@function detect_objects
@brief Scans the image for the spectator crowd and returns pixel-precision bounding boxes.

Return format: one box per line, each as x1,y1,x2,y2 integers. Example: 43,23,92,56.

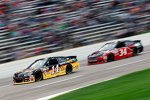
0,0,149,63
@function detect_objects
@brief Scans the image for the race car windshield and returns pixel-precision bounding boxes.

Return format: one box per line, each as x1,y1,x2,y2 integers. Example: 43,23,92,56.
99,42,116,51
28,59,45,69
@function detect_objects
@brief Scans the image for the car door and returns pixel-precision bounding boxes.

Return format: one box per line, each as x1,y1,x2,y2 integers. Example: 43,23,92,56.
42,58,60,79
115,42,132,59
124,41,135,57
57,57,67,75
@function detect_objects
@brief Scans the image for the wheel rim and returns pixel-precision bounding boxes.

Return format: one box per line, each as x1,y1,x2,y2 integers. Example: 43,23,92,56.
35,73,42,82
107,55,114,62
66,67,72,74
133,48,138,56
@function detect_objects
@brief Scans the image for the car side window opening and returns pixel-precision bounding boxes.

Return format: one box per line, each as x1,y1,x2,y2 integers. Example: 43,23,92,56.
116,42,125,48
46,58,58,66
124,41,134,46
58,57,66,63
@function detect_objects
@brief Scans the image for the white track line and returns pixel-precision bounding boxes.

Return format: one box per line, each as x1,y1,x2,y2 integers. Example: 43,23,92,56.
0,51,150,89
32,75,83,89
106,58,150,70
34,57,150,89
80,50,150,69
142,51,149,54
140,50,150,54
36,57,150,100
0,95,3,98
36,77,118,100
0,84,11,89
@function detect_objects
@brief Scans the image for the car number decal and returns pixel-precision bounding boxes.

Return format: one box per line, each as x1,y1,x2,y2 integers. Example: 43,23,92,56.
119,48,127,56
52,65,59,74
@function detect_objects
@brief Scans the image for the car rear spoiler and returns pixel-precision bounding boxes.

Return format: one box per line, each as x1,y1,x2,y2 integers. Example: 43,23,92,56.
133,40,141,43
66,56,78,61
66,56,77,59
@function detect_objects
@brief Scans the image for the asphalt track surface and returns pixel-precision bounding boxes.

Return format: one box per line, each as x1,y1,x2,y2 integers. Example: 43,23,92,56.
0,46,150,100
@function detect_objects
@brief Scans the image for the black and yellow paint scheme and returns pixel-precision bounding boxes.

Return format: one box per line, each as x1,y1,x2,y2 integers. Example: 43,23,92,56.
13,56,80,85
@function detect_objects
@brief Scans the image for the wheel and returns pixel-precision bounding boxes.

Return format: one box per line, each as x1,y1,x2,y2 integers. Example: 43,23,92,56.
133,48,138,56
34,71,43,82
107,54,114,62
66,65,73,74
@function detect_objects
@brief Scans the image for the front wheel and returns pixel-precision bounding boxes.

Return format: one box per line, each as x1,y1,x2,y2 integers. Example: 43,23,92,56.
107,54,114,62
34,71,43,82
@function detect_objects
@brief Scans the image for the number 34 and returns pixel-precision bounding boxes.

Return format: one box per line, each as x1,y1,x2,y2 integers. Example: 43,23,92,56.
119,48,127,56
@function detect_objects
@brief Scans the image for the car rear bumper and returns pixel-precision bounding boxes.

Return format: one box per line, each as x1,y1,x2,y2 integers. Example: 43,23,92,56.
138,46,144,53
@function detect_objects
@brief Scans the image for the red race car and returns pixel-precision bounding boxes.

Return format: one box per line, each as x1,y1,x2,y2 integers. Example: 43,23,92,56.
88,40,143,65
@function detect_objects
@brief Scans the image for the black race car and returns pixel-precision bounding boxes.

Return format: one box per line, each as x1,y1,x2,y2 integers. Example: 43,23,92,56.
13,56,80,84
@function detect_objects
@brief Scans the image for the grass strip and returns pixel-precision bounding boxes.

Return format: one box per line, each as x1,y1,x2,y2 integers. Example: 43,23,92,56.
51,69,150,100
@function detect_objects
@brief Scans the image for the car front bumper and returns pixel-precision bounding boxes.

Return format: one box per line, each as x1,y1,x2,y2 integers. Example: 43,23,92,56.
88,56,106,65
13,76,35,85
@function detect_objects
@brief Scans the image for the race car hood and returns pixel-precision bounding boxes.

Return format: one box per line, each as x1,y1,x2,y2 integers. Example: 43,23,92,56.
88,51,106,57
14,68,34,78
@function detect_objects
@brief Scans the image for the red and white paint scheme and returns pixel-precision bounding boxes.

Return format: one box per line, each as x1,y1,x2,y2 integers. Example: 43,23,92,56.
88,40,143,65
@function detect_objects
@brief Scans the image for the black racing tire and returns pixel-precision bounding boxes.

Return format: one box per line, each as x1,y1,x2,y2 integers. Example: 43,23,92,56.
133,48,138,56
66,64,73,74
107,54,114,62
35,71,43,82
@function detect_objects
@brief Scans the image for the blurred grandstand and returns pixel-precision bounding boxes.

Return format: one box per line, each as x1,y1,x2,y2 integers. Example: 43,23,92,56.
0,0,149,63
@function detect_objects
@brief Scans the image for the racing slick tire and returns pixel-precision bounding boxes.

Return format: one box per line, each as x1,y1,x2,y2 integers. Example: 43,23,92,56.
66,64,73,74
107,54,114,62
132,47,138,56
34,71,43,82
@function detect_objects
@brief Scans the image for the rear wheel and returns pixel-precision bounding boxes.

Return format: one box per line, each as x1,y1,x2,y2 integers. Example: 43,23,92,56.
133,48,138,56
35,71,43,82
66,65,73,74
107,54,114,62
